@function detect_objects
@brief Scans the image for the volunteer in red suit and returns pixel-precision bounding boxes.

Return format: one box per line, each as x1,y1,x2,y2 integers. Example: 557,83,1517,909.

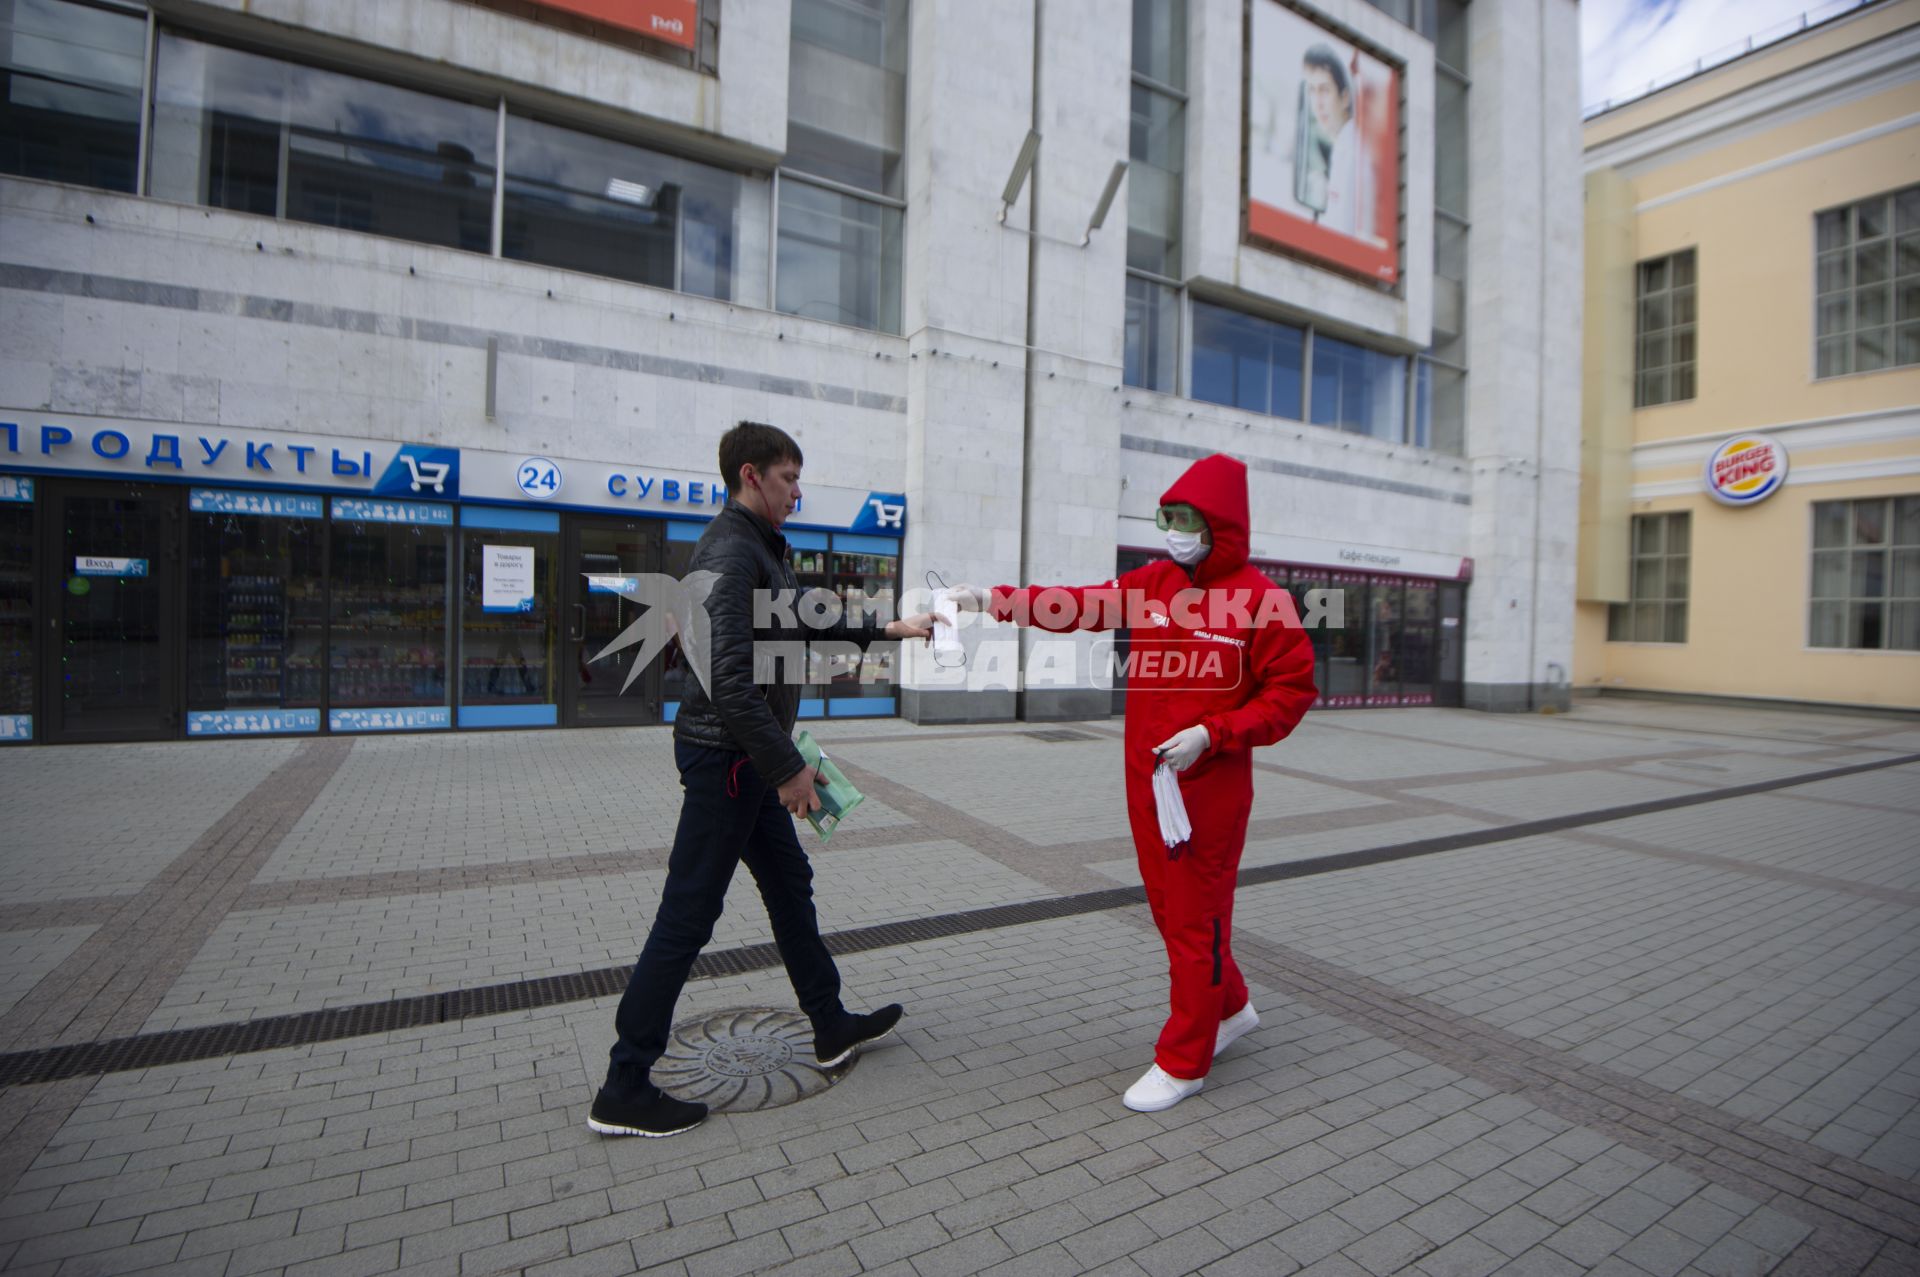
952,453,1316,1111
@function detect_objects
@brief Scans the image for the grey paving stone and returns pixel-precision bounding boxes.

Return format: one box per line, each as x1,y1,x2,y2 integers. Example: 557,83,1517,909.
1198,1238,1303,1275
779,1203,879,1259
1403,1194,1492,1247
1617,1223,1710,1277
1135,1222,1233,1277
1413,1232,1511,1277
1542,1215,1634,1267
1273,1212,1364,1266
847,1213,951,1270
226,1223,347,1275
907,1226,1015,1277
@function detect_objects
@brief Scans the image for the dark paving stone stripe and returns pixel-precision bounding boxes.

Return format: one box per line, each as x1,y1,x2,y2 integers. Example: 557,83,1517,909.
1565,828,1920,908
231,829,953,910
0,899,132,931
1229,928,1920,1274
0,739,354,1054
0,749,1913,1090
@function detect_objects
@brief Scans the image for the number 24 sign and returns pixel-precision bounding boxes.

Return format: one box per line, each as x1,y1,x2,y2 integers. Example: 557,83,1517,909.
517,457,563,500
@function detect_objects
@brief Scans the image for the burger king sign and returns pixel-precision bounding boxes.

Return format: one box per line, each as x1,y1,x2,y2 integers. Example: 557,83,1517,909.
1704,434,1788,506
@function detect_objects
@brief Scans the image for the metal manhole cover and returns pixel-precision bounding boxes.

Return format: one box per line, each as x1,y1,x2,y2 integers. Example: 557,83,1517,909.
652,1008,850,1112
1024,729,1098,743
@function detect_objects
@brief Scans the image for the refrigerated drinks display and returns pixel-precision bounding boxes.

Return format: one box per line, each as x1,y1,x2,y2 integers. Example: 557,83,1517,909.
329,500,450,708
186,491,326,717
828,534,900,710
0,486,31,739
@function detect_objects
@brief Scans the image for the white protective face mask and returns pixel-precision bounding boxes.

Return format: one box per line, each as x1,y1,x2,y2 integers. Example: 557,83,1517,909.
1165,529,1210,564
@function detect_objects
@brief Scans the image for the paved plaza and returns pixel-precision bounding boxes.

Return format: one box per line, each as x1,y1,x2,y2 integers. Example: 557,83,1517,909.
0,699,1918,1276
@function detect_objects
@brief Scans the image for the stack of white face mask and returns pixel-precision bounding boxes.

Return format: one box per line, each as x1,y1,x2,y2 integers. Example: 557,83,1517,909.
1152,762,1192,850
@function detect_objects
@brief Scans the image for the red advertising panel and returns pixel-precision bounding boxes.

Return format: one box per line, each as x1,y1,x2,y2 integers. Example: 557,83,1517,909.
1245,0,1399,284
528,0,698,49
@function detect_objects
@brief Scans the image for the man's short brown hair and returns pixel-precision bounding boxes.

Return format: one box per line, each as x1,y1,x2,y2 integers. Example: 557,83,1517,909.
719,421,804,495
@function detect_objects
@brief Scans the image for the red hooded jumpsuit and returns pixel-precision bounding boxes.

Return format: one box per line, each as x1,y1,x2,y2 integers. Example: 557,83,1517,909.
992,454,1317,1080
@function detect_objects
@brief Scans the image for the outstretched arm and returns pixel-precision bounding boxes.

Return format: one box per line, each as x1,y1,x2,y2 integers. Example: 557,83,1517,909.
948,570,1147,634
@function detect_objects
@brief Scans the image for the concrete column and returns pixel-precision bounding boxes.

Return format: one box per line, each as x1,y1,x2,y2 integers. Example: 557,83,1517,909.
898,0,1132,724
1460,0,1583,712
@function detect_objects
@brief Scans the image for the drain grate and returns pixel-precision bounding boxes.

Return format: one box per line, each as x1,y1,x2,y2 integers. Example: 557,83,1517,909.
651,1008,851,1111
1024,729,1100,743
0,749,1912,1089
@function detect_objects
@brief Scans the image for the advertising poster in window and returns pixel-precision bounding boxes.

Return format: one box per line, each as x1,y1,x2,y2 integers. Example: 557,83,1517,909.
527,0,697,49
482,545,536,614
1245,0,1400,284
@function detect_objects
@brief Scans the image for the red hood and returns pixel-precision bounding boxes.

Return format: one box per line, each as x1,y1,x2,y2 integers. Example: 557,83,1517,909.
1159,453,1250,584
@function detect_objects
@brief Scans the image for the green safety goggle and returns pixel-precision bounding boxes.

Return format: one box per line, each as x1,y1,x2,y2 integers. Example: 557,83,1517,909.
1154,505,1207,533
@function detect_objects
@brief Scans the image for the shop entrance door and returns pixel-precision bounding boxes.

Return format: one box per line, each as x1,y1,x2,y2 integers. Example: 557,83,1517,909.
562,517,666,726
42,481,180,742
1434,583,1466,708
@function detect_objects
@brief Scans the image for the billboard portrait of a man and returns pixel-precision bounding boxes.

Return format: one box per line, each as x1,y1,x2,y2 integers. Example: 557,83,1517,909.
1246,0,1399,283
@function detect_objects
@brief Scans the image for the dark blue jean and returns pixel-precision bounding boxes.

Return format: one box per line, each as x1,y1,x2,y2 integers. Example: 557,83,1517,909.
605,741,844,1095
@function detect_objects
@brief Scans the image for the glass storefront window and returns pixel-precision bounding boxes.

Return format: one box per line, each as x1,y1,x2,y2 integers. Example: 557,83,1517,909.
0,480,32,739
0,0,143,193
329,500,450,713
460,511,558,728
1125,276,1179,393
1128,85,1183,278
1323,571,1369,707
1191,301,1305,419
185,491,325,728
789,529,834,716
828,533,899,711
503,115,740,299
1400,580,1437,705
1365,579,1403,705
777,177,903,334
787,0,907,199
1279,569,1326,705
151,35,497,254
1311,334,1409,443
660,521,704,714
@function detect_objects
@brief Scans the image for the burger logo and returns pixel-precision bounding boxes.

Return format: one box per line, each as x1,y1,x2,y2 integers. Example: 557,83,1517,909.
1704,435,1788,506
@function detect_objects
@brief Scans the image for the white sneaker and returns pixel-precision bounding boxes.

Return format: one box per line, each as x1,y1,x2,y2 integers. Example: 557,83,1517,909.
1123,1064,1204,1112
1214,1003,1259,1058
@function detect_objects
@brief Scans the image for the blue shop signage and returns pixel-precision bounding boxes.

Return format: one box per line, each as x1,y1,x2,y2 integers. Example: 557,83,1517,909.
0,417,459,499
188,709,321,736
330,707,452,733
1,417,905,535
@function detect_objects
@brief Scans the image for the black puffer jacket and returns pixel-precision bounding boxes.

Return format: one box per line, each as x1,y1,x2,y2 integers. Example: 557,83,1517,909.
673,500,892,786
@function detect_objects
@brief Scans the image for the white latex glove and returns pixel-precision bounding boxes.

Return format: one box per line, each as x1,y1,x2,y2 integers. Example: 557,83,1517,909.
1153,724,1211,771
945,584,991,612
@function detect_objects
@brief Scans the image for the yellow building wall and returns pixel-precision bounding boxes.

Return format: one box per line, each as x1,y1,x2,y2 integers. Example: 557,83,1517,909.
1578,11,1920,711
1628,86,1920,444
1595,471,1920,710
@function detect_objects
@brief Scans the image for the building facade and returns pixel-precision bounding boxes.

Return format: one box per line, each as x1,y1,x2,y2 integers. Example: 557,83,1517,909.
0,0,1581,745
1576,0,1920,713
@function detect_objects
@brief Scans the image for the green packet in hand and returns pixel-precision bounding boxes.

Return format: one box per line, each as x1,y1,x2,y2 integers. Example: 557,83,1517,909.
795,731,864,840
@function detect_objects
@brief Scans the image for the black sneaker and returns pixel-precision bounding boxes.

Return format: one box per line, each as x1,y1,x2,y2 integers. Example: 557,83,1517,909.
814,1004,904,1067
587,1087,708,1137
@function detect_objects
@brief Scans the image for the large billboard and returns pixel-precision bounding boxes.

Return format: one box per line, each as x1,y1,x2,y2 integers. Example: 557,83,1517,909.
527,0,698,50
1246,0,1400,284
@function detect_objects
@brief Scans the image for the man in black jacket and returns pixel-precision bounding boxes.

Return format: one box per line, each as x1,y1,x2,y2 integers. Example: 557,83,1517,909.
590,421,940,1138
